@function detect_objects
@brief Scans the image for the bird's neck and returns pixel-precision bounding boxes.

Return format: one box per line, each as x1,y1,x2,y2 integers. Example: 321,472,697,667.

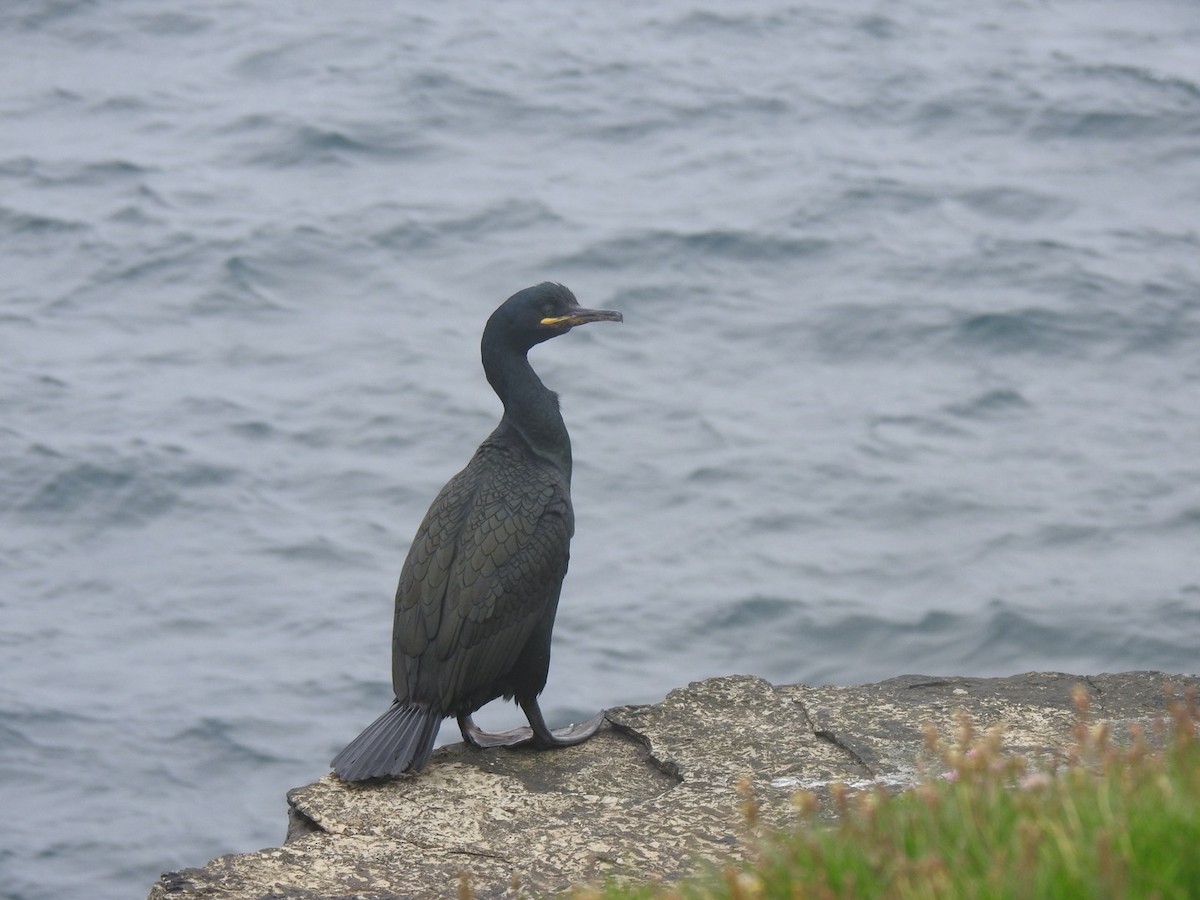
484,348,573,478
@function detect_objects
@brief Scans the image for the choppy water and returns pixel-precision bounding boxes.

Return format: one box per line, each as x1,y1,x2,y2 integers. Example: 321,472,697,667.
2,1,1199,897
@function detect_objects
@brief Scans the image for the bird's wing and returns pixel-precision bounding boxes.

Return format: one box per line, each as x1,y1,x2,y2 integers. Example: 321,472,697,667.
392,447,573,710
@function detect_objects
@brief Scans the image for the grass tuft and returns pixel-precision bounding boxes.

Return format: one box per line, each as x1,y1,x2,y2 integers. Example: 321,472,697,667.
582,683,1199,900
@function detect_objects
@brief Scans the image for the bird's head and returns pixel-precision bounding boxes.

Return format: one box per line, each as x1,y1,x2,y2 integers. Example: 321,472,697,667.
486,283,623,352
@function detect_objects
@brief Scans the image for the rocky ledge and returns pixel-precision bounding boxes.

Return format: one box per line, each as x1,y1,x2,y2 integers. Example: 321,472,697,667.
148,671,1196,899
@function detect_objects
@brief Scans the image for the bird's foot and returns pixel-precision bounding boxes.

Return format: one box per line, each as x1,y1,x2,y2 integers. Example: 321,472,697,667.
457,709,606,750
534,711,605,747
521,698,605,749
458,715,534,749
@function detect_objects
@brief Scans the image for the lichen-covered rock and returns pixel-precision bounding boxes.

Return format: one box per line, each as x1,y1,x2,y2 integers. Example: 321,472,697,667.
148,671,1197,899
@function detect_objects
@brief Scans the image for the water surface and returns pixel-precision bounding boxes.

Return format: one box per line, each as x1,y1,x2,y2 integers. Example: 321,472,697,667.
2,2,1199,897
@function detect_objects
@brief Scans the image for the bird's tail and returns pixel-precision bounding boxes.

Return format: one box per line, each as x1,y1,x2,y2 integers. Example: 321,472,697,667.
330,701,442,780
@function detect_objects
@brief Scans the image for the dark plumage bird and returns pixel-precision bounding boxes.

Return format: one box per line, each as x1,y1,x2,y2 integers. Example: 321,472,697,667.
331,283,622,780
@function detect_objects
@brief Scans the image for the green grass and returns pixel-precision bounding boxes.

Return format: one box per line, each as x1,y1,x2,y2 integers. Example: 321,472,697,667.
581,685,1200,900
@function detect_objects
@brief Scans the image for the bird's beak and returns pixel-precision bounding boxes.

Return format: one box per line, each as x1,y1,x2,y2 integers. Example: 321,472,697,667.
540,308,624,328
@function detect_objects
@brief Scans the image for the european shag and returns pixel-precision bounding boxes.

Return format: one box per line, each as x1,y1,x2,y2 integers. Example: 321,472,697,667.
331,283,622,780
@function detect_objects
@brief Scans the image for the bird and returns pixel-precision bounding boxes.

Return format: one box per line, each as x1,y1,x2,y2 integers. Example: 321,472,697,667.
331,283,622,780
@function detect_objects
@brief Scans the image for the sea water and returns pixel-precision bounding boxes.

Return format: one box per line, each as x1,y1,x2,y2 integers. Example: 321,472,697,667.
2,2,1199,897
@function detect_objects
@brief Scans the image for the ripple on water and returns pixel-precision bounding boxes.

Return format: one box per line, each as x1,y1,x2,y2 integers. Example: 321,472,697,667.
11,443,237,528
4,3,1200,899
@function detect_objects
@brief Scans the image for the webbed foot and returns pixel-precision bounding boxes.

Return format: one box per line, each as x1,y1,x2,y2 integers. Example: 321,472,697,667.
457,704,605,750
520,698,604,748
535,711,605,746
458,715,534,748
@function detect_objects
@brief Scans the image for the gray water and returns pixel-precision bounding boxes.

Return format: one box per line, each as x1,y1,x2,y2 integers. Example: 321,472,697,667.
2,2,1199,897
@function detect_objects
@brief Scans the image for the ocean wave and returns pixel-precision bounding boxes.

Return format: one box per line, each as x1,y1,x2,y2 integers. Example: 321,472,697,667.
219,115,431,169
945,388,1031,420
1029,107,1200,141
10,443,236,528
0,205,88,236
371,199,562,253
551,228,831,272
953,185,1075,223
950,309,1092,355
691,596,1200,686
167,718,284,767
